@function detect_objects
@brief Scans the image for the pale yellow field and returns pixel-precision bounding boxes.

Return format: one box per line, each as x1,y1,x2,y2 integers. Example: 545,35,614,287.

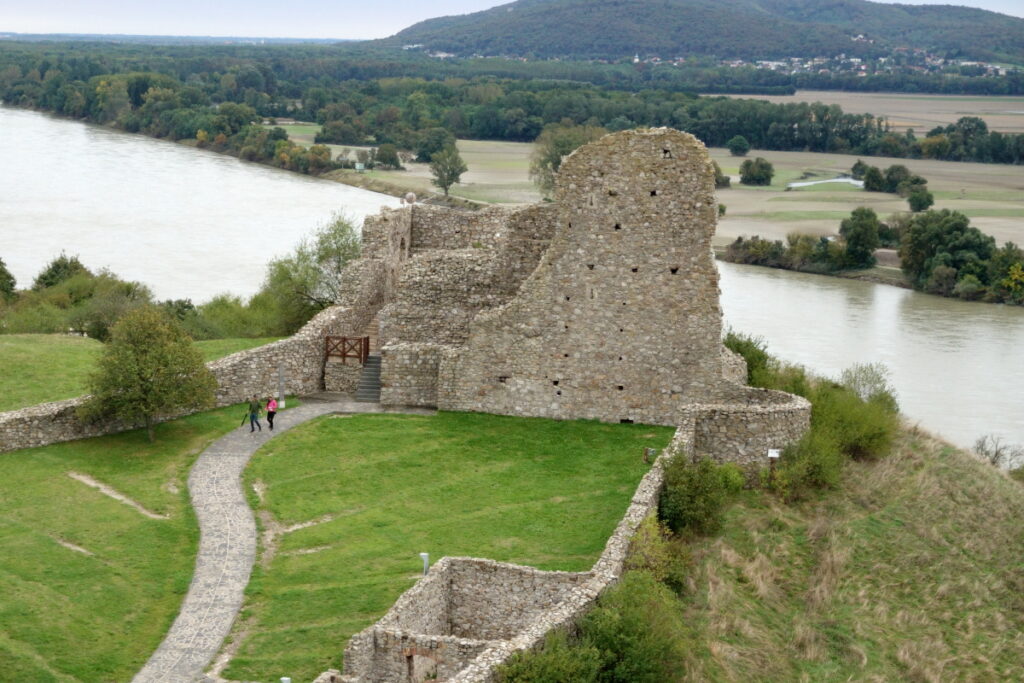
375,137,1024,247
277,121,1024,245
723,90,1024,134
711,147,1024,247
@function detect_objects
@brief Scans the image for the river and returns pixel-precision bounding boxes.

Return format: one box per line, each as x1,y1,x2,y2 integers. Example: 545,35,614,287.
0,106,400,302
3,108,1021,451
719,262,1024,450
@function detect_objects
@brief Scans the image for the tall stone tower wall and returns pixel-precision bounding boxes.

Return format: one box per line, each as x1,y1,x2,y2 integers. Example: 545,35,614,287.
439,129,735,425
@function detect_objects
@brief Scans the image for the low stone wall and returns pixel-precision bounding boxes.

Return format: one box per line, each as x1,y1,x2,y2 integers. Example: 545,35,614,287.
379,343,448,407
688,389,811,466
324,359,363,394
0,258,388,454
326,428,694,683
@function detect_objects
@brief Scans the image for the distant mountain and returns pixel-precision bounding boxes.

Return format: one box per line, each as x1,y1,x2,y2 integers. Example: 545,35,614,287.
385,0,1024,63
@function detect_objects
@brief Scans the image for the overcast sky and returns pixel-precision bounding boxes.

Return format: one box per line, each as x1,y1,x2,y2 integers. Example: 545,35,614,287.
1,0,1021,40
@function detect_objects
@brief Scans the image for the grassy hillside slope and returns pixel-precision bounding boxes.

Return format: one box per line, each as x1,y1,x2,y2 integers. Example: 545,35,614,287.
0,404,247,681
676,428,1024,680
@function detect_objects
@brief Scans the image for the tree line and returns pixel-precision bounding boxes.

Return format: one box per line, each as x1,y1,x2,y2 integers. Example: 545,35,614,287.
722,208,1024,305
3,41,1024,170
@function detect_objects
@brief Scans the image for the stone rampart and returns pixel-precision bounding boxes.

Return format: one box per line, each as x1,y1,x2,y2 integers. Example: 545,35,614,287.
0,258,387,454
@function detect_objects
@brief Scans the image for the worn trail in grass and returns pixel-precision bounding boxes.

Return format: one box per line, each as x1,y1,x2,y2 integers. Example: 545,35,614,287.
227,412,673,681
0,404,247,681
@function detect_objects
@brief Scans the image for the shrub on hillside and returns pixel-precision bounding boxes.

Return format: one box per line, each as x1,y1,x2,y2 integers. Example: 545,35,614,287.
497,630,601,683
659,457,742,536
625,516,690,593
723,329,770,385
580,571,688,682
497,572,686,683
839,363,899,414
809,381,898,461
32,252,90,291
771,429,845,501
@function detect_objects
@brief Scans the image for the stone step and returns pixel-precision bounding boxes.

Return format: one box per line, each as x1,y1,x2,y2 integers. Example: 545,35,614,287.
354,352,383,403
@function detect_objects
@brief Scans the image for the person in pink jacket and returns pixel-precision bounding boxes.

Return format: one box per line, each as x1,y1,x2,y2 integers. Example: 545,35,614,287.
266,396,278,431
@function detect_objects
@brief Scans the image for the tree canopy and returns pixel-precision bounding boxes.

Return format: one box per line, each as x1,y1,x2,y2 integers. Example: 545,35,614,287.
429,145,469,196
79,306,216,441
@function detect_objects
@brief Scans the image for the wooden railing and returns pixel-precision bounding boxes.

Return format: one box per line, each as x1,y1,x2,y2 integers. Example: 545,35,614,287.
325,336,370,365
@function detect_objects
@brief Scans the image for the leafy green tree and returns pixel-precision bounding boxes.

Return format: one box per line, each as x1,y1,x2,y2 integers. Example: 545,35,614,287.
529,121,607,197
882,164,912,193
862,165,886,192
33,252,90,290
79,306,216,442
839,207,881,268
726,134,750,156
0,257,15,301
712,160,730,189
414,127,456,163
899,209,995,289
738,157,774,186
375,143,402,170
429,145,469,197
261,212,361,333
908,188,934,212
850,159,868,179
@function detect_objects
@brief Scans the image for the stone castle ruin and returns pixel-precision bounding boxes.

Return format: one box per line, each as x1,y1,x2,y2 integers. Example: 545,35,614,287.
314,128,809,682
0,128,809,682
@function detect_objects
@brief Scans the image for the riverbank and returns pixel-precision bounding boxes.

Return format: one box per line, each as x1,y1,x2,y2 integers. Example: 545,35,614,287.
713,244,914,290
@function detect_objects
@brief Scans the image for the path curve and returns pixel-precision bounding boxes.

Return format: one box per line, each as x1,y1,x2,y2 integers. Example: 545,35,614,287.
134,397,431,683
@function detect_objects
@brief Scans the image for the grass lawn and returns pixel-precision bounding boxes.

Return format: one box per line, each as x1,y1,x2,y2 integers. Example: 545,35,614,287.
0,403,249,681
0,335,281,412
226,412,674,681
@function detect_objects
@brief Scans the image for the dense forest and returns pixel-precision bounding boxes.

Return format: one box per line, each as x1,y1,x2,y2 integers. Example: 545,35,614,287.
390,0,1024,64
3,40,1024,175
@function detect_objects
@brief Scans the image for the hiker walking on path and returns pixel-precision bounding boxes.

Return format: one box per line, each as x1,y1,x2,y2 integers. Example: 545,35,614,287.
266,396,277,431
247,395,262,432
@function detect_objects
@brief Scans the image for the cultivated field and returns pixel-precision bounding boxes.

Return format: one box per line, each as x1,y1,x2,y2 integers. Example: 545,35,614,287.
278,91,1024,237
711,147,1024,248
725,89,1024,134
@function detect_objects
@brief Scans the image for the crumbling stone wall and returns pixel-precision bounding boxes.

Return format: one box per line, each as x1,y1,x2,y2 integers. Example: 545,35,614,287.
377,204,557,408
0,257,388,454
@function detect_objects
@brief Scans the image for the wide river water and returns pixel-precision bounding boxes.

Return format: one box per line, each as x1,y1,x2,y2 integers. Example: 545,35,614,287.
3,108,1023,450
0,106,400,301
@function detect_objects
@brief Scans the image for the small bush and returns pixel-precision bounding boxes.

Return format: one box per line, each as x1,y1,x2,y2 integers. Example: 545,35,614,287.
497,630,601,683
775,429,845,500
497,572,686,683
580,571,687,683
659,457,740,536
810,382,898,460
839,363,899,413
625,516,691,593
723,329,770,385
